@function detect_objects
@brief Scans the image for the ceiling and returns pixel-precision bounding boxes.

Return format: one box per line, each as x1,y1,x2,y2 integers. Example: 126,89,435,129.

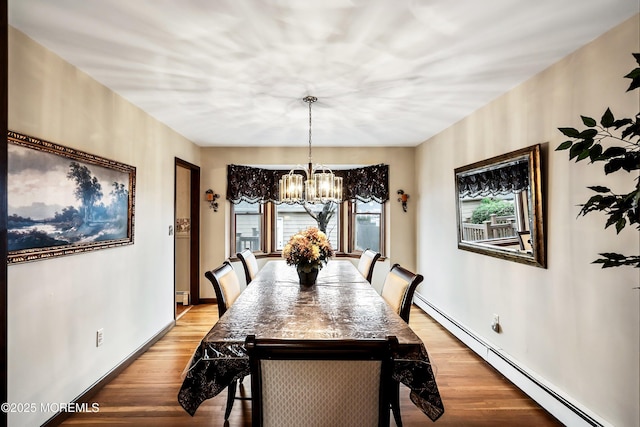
8,0,638,148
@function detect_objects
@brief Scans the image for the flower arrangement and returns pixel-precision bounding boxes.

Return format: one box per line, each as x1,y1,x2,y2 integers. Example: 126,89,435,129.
282,227,334,273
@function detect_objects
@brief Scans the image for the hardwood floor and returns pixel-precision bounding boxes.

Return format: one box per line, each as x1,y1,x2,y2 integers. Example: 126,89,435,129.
61,304,562,426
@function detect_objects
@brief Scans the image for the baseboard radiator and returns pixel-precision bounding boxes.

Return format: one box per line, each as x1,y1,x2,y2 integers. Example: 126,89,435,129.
413,293,610,427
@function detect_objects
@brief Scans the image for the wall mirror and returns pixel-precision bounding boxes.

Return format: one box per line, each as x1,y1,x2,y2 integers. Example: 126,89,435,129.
455,144,546,268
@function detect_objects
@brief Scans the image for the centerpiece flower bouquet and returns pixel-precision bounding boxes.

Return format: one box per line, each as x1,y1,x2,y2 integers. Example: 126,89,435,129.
282,227,334,273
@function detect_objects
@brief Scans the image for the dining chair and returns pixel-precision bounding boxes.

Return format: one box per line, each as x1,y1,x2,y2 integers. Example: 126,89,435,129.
237,248,260,284
245,334,397,427
357,248,381,283
380,263,424,427
204,261,248,420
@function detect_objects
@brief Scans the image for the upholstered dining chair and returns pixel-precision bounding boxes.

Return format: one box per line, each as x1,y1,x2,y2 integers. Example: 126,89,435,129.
237,249,260,284
380,263,423,323
380,263,424,427
245,335,397,427
357,249,381,283
204,261,248,420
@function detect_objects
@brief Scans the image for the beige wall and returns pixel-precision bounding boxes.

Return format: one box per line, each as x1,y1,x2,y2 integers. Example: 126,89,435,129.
7,27,200,426
199,146,416,297
415,15,639,426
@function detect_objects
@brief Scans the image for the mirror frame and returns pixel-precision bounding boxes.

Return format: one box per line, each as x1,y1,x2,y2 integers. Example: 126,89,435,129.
454,144,546,268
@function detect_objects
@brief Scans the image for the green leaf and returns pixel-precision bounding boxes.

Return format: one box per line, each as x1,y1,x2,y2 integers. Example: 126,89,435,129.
633,53,640,66
613,118,633,129
587,186,610,193
622,153,640,172
556,140,573,151
604,158,624,175
581,115,596,127
605,214,621,229
576,149,590,161
625,67,640,92
593,253,640,268
589,144,603,162
621,121,640,139
600,108,615,128
558,127,580,138
569,141,585,160
615,218,627,233
601,146,626,159
579,129,598,139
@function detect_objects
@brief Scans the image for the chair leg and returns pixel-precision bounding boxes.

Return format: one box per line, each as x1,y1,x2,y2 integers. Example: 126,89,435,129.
224,380,238,420
390,380,402,427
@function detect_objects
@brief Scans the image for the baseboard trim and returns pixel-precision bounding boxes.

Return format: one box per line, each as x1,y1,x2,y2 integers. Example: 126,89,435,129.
41,320,176,427
413,293,609,427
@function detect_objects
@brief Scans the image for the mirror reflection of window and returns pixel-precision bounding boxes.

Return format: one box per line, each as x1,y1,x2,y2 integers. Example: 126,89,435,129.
457,157,531,253
454,144,545,268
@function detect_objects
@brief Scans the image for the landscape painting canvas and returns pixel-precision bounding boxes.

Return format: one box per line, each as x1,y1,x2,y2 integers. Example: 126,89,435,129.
7,131,136,263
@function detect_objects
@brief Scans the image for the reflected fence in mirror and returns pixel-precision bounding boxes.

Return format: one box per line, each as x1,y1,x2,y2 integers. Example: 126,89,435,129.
454,144,546,268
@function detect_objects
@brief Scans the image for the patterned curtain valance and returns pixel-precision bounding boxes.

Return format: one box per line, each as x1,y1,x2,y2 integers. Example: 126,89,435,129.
341,164,389,203
227,163,389,204
458,161,529,198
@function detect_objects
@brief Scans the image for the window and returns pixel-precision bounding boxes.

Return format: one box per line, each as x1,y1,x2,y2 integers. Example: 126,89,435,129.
275,203,340,251
352,200,383,253
232,201,263,253
231,200,385,258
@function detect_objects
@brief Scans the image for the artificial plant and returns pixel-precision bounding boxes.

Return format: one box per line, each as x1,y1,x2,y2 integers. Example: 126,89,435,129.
556,53,640,268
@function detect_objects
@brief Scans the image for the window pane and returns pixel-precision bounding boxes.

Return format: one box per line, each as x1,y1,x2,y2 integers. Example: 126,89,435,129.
276,203,339,251
355,200,381,252
235,201,261,251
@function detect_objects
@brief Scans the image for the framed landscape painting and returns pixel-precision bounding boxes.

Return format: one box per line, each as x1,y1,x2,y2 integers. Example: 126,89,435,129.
7,131,136,263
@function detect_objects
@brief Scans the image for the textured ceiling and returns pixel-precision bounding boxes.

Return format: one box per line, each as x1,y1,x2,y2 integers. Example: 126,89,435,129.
8,0,638,147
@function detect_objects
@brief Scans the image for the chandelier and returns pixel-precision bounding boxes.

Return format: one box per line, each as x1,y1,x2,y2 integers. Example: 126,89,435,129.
279,96,343,204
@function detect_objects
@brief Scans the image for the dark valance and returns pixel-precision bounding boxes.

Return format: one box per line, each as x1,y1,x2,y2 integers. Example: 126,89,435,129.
341,164,389,203
227,163,389,204
458,161,529,198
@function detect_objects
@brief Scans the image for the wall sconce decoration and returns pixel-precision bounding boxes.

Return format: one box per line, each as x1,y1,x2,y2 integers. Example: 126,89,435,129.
205,189,220,211
397,189,409,212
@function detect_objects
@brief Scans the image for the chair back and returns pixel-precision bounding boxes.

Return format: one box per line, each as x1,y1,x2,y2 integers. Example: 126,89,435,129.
381,264,423,323
245,335,396,427
357,249,381,283
204,261,241,317
237,249,260,284
517,231,532,252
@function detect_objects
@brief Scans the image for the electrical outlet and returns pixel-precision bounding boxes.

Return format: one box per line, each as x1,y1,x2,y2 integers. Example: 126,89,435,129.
491,314,500,333
96,328,104,347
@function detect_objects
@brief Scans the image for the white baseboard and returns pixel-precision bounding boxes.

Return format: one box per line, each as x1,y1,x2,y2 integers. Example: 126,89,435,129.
413,292,610,427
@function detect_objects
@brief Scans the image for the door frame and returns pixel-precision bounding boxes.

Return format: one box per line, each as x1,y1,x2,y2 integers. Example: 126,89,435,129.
174,158,201,308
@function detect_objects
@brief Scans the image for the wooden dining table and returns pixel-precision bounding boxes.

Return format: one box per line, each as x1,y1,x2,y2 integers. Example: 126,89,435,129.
178,259,444,422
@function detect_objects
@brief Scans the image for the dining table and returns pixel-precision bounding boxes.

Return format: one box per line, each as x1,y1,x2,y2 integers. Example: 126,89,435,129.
177,259,444,422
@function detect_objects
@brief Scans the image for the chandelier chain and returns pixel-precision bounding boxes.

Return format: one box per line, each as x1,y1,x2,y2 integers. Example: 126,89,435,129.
304,95,317,167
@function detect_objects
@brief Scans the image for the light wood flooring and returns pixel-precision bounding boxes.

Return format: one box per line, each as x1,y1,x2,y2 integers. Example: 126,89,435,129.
61,304,563,426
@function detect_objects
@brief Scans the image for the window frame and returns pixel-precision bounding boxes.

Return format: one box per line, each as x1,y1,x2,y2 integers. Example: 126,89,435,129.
348,200,385,255
230,201,266,254
270,202,343,254
231,200,385,257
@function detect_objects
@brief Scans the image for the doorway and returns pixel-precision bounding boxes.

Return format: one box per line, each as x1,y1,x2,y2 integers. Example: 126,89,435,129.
174,158,200,318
